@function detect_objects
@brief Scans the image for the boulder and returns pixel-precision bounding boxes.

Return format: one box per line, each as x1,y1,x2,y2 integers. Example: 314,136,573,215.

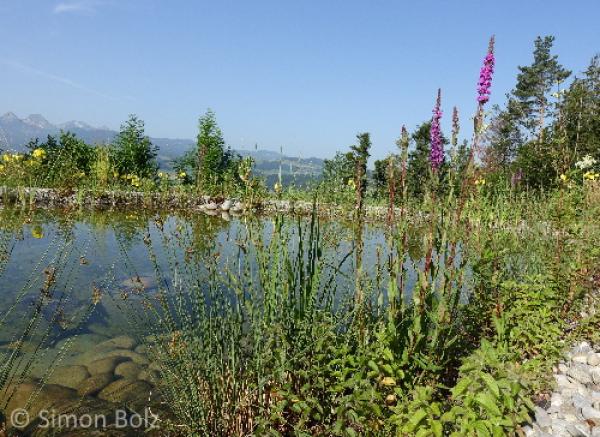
114,361,143,380
87,356,129,375
98,379,153,405
47,365,90,389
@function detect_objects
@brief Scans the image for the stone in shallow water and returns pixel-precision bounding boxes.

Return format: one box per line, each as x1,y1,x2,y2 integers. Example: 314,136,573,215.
87,356,129,375
103,349,149,365
114,361,143,380
47,365,90,389
53,333,110,354
98,379,153,405
76,372,115,396
137,368,159,384
96,335,137,351
592,368,600,385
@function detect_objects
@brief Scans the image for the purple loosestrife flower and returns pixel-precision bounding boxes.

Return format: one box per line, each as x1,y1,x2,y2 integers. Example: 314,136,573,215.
430,89,444,172
477,36,495,105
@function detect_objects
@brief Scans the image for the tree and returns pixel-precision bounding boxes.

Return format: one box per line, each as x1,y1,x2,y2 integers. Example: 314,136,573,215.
512,36,571,143
483,101,524,173
350,133,371,210
322,151,355,186
112,115,157,178
194,109,237,193
557,54,600,164
372,155,399,200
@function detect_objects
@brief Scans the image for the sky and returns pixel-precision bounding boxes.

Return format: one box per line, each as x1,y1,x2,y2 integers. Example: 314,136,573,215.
0,0,598,160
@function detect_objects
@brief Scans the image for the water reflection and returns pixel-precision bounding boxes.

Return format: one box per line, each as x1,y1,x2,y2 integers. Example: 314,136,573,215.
0,206,424,434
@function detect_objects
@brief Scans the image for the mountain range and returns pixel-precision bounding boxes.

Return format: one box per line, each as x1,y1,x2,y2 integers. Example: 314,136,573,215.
0,112,324,184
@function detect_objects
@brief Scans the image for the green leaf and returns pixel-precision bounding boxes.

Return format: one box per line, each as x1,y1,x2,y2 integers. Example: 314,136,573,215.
475,393,502,417
405,409,428,432
452,377,471,397
480,373,500,399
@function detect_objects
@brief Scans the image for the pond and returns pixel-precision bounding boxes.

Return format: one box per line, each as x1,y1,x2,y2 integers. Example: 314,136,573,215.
0,206,430,434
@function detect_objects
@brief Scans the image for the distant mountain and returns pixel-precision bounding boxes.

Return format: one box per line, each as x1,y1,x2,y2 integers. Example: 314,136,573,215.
0,112,323,185
0,112,117,149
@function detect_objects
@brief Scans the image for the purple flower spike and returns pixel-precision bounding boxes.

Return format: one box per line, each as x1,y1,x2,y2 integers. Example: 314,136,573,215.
430,89,444,172
477,36,495,105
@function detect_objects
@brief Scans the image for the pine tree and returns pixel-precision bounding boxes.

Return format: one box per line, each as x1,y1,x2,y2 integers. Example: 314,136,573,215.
513,36,571,143
558,54,600,162
350,132,371,210
112,115,157,178
195,109,236,193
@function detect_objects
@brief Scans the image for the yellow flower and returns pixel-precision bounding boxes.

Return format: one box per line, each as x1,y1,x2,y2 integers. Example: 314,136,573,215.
2,154,11,163
0,164,4,172
381,377,396,387
178,171,187,178
13,154,23,161
560,174,568,182
584,171,600,181
158,171,165,178
475,178,486,186
31,226,44,239
32,148,46,159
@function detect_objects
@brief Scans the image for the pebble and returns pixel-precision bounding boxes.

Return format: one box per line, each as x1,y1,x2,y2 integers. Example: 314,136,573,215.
528,342,600,436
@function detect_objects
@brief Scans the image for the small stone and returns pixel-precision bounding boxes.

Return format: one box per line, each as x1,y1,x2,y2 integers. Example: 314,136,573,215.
221,199,232,211
559,363,570,373
47,365,90,389
582,406,600,420
205,202,218,210
535,406,553,430
588,353,600,367
592,368,600,385
573,393,593,411
569,364,593,385
573,342,593,354
573,353,590,364
566,422,591,436
549,393,565,413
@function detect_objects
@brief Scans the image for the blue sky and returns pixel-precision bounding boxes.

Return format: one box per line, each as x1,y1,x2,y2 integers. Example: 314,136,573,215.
0,0,598,160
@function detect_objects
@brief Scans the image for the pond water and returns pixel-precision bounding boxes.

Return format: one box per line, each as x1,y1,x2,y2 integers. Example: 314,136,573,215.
0,206,425,434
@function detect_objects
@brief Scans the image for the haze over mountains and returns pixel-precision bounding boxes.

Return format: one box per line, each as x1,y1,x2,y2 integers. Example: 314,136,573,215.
0,112,324,184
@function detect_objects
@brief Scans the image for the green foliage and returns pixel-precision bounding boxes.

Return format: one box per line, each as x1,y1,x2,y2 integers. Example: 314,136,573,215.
192,109,239,194
111,114,158,178
448,340,534,436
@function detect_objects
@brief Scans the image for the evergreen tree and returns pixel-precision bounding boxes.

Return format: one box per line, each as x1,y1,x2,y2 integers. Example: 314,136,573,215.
195,109,236,192
512,36,571,143
558,54,600,163
112,115,157,178
350,132,371,209
484,101,524,173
